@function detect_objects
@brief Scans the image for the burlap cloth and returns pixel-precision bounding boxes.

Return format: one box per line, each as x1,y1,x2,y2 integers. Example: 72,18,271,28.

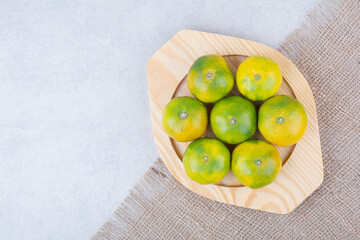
93,0,360,239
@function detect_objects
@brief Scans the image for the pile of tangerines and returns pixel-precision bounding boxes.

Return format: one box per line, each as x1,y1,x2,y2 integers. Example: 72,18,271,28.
162,55,307,188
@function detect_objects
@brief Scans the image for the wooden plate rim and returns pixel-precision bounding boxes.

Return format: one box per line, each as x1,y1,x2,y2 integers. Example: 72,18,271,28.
147,30,323,214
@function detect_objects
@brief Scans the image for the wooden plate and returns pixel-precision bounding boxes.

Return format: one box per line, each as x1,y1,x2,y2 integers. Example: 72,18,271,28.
147,30,323,214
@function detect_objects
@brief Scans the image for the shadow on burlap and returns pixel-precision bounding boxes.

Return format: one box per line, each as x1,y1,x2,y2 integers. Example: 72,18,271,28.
93,0,360,239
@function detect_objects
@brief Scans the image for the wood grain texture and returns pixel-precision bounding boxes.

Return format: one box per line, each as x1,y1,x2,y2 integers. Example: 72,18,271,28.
147,30,323,214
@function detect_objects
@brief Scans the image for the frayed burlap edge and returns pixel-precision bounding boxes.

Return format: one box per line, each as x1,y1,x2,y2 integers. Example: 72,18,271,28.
92,159,175,240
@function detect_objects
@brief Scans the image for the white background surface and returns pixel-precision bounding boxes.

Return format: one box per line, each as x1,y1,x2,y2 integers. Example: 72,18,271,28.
1,1,318,239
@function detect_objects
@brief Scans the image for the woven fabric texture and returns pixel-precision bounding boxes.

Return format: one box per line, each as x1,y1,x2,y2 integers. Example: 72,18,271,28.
93,0,360,239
